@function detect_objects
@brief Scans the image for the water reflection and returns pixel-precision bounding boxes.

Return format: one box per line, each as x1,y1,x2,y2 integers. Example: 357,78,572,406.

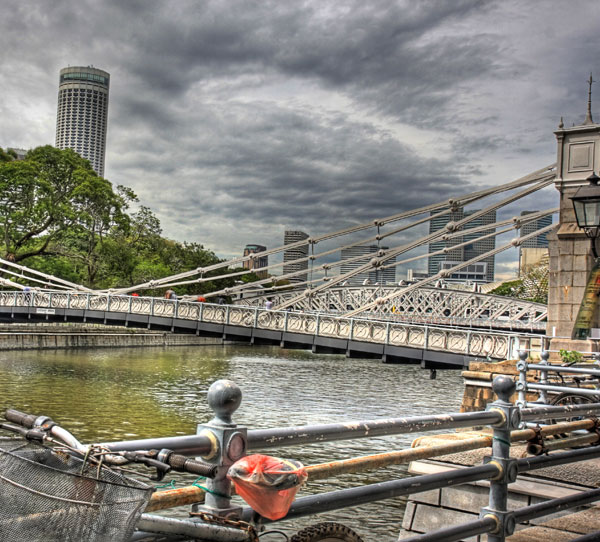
0,345,465,540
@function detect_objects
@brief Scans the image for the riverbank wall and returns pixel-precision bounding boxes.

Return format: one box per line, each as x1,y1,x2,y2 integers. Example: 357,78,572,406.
0,323,222,350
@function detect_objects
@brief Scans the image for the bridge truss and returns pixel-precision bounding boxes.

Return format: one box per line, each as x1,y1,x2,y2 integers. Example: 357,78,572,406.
235,285,547,331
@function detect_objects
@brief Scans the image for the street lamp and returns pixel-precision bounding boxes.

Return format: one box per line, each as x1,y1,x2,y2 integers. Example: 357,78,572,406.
571,172,600,259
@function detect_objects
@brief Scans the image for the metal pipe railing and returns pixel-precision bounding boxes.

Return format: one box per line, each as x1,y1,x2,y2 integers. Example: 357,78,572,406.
241,463,501,523
246,410,503,449
103,409,503,454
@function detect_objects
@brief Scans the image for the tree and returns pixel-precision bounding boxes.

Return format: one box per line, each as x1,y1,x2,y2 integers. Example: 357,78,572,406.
0,146,131,272
490,262,549,304
0,147,16,163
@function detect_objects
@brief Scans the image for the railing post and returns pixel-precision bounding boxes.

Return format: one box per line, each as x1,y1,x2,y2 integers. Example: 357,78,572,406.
193,380,247,518
515,350,528,408
150,297,155,316
224,304,230,324
174,299,179,319
284,310,289,332
253,307,259,328
385,321,391,345
85,294,90,310
466,330,472,356
536,350,550,404
349,318,355,340
424,325,429,350
481,376,520,542
198,301,204,322
106,294,110,312
128,295,133,313
315,313,320,335
67,293,71,309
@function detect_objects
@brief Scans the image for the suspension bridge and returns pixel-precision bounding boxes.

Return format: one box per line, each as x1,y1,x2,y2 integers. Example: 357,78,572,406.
0,163,558,367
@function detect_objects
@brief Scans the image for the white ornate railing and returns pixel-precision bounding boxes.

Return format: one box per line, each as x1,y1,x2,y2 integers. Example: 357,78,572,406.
0,291,544,361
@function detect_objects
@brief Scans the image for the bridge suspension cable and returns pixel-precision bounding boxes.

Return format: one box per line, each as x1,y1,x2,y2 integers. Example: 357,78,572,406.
106,164,555,295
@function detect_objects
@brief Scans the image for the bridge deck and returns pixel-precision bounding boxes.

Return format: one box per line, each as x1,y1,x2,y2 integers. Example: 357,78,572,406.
0,292,545,369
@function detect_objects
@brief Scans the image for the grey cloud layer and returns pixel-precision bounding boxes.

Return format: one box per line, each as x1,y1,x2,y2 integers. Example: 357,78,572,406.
0,0,597,272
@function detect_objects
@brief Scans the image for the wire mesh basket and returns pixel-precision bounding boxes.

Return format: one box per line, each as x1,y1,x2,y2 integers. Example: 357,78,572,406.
0,440,153,542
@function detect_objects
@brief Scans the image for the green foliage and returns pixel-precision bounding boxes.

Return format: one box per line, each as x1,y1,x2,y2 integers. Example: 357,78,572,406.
490,279,524,298
0,146,260,295
559,349,584,364
0,147,17,163
490,262,549,304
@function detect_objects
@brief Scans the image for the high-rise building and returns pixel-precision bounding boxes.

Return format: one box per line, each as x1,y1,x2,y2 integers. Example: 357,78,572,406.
55,66,110,176
428,207,496,283
340,245,396,285
283,230,309,283
519,211,552,248
242,244,268,279
518,211,553,275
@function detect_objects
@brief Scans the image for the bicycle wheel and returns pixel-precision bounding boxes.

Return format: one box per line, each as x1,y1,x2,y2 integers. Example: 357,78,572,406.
290,522,364,542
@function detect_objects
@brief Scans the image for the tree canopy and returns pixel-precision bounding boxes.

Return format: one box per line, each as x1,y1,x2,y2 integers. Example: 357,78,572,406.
0,146,258,296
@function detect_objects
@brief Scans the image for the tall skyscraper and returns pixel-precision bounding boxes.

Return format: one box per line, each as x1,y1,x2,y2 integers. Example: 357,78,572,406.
519,211,552,248
340,245,396,285
243,244,268,279
428,207,496,283
55,66,110,176
518,211,553,275
283,230,309,283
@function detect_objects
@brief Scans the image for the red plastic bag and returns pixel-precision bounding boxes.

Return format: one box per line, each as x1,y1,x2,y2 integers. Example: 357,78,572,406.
228,454,307,520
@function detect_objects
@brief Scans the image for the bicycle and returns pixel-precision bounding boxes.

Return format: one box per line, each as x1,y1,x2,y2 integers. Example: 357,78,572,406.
0,410,364,542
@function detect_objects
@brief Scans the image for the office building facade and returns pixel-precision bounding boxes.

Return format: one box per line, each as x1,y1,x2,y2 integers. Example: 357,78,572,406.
340,245,396,285
518,211,553,275
519,211,552,248
428,207,496,283
243,244,268,279
283,230,309,283
55,66,110,176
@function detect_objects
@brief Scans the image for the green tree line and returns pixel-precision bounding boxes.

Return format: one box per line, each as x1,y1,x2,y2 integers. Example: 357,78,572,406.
0,145,259,297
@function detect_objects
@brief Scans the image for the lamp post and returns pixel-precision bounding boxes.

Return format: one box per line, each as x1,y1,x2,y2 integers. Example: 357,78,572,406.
571,172,600,259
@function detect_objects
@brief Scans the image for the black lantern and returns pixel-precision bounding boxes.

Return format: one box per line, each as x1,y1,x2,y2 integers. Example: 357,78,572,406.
571,172,600,258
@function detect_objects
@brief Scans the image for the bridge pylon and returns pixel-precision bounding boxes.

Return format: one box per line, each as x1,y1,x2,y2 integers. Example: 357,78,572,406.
547,112,600,356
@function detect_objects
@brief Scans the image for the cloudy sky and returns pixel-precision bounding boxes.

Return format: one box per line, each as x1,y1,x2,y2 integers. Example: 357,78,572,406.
1,0,599,278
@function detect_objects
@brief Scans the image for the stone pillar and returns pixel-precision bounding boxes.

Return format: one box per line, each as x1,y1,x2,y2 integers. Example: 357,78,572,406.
547,120,600,355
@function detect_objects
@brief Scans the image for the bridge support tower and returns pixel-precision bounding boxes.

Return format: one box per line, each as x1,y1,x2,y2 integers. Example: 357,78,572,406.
547,113,600,355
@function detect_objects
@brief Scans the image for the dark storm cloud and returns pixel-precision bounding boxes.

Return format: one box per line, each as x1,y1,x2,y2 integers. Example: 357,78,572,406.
1,0,599,273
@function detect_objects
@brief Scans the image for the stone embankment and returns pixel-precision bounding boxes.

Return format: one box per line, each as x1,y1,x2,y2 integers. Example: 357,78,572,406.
0,323,222,350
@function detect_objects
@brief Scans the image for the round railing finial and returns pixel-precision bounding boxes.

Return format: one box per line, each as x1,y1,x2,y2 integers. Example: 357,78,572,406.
207,379,242,426
492,375,516,403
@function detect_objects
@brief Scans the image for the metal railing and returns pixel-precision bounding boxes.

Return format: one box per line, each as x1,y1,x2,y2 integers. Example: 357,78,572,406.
0,291,545,361
516,350,600,407
92,375,600,541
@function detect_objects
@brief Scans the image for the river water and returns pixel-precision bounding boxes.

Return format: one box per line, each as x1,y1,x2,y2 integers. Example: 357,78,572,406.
0,344,465,541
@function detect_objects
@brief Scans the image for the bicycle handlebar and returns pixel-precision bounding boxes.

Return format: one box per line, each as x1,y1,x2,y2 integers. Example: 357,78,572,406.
159,451,218,478
4,409,39,429
2,409,217,478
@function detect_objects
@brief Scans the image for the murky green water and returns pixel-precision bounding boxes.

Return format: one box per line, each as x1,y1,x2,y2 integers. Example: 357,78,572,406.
0,345,464,540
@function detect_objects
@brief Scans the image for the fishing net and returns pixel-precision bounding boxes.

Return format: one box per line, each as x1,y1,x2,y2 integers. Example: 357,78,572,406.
0,440,153,542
